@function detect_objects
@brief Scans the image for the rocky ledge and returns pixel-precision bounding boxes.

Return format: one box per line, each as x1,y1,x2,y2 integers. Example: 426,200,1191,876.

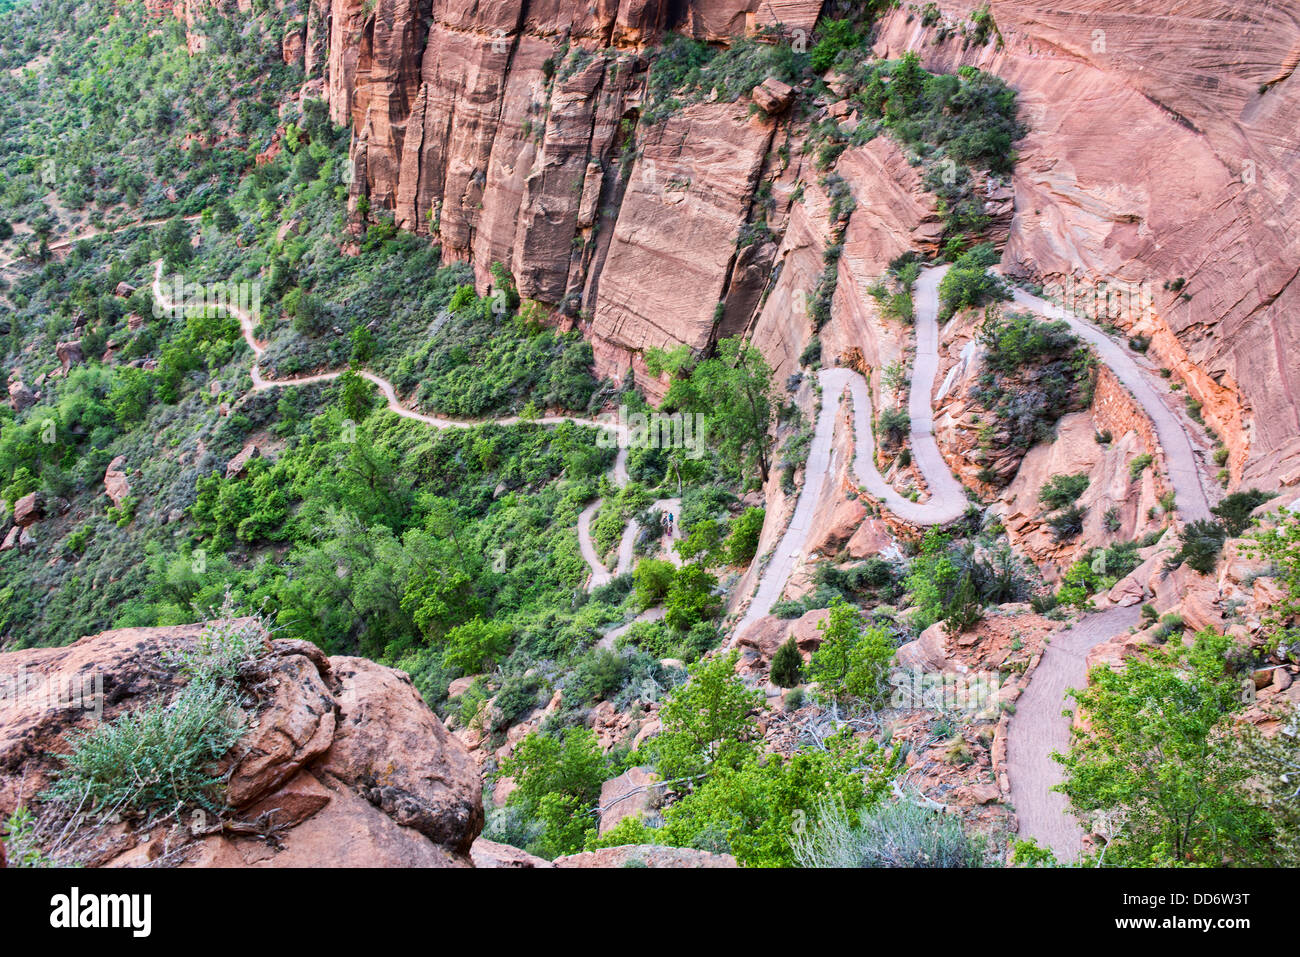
0,621,483,867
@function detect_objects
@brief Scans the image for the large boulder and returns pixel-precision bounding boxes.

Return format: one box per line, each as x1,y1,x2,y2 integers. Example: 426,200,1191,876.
317,657,483,854
597,766,663,835
225,444,260,479
752,77,795,114
103,456,130,509
13,492,43,527
55,340,84,373
7,377,35,412
470,839,552,868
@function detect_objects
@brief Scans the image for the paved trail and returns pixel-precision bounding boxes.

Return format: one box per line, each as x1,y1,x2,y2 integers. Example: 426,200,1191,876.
1006,605,1141,860
735,265,971,636
1007,284,1213,522
731,265,1216,860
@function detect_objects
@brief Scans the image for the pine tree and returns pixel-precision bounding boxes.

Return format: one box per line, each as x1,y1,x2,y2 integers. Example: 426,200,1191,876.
770,636,803,688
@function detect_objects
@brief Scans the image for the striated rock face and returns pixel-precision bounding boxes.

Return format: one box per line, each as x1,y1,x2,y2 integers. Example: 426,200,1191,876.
328,0,813,395
873,0,1300,490
0,621,483,867
996,410,1166,578
586,102,775,389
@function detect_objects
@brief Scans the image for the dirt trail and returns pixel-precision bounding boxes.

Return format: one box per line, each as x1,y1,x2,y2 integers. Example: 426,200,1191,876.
0,214,201,271
152,262,663,594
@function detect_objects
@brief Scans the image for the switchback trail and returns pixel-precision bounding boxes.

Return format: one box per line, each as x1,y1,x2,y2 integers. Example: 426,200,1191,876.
731,265,1215,861
735,265,971,636
157,251,1213,858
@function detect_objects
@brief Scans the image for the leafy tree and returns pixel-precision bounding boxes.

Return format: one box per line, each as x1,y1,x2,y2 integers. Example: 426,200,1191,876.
633,558,676,610
596,730,893,867
336,366,374,422
498,727,608,858
442,617,513,674
1055,631,1276,865
663,564,720,632
665,337,776,484
808,599,896,707
726,506,765,565
652,651,762,782
676,518,726,566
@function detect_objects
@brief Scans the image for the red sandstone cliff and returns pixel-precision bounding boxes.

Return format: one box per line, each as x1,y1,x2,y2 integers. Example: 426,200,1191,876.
170,0,1300,490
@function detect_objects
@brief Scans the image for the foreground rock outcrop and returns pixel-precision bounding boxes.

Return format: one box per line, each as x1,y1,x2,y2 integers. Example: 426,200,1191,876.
0,621,484,867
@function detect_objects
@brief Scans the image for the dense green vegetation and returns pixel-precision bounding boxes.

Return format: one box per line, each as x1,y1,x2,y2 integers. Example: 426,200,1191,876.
971,307,1093,483
11,0,1294,875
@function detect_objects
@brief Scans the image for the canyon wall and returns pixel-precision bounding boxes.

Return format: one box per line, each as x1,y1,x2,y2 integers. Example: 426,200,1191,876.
262,0,1300,487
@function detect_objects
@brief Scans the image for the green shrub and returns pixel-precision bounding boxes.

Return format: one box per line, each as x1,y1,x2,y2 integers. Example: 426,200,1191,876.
937,244,1008,319
725,507,765,565
809,600,896,707
1039,473,1089,510
497,727,608,859
633,558,676,610
793,793,990,867
443,617,513,674
1212,489,1276,536
877,406,910,447
1047,504,1086,542
663,564,721,632
1128,453,1154,478
1166,519,1228,575
44,678,246,819
810,18,864,73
